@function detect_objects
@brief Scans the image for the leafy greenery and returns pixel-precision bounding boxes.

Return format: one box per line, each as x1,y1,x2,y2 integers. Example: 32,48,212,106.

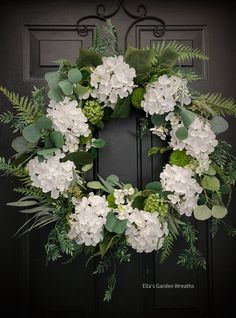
160,230,176,263
0,86,44,132
177,222,206,270
193,93,236,117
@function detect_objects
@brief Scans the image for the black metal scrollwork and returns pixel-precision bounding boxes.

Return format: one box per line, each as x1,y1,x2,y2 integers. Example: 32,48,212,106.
76,0,166,47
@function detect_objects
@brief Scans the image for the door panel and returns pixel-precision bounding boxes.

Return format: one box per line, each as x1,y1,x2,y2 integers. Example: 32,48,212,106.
0,1,235,317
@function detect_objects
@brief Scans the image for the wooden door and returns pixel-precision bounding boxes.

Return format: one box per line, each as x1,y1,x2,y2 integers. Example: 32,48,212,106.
0,1,235,317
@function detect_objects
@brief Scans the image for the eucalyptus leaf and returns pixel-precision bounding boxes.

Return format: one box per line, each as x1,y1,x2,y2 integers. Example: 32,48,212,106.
75,84,91,97
145,181,162,192
58,80,73,95
22,124,41,143
131,195,146,210
68,68,82,83
151,114,166,127
82,163,93,172
211,116,229,134
175,126,188,140
36,116,53,130
201,176,220,192
87,181,104,190
106,175,119,184
193,205,212,221
212,205,228,219
105,212,127,234
178,107,195,128
50,131,64,148
37,148,58,157
63,151,94,168
11,136,33,153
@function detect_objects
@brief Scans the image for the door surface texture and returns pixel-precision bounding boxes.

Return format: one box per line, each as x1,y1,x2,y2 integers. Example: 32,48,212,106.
0,1,236,317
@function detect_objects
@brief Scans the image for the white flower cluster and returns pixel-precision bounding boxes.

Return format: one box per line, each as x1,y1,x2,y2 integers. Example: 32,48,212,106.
150,125,169,140
68,193,110,246
114,187,135,205
90,56,136,108
168,114,218,173
160,164,202,216
126,209,169,253
28,151,75,199
47,97,91,153
141,75,191,115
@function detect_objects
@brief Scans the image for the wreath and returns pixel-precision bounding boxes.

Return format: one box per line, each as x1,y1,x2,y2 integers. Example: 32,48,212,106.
1,21,236,301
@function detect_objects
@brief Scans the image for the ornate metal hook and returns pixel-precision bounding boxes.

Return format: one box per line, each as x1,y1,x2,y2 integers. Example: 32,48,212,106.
76,0,166,47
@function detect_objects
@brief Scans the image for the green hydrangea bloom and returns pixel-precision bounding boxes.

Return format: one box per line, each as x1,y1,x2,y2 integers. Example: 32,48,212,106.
169,150,191,167
83,100,104,125
144,193,168,218
131,87,145,109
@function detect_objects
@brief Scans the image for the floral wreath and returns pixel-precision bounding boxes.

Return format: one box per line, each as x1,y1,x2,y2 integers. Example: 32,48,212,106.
1,21,236,301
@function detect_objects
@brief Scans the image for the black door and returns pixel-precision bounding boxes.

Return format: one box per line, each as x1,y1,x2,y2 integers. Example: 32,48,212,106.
0,1,236,317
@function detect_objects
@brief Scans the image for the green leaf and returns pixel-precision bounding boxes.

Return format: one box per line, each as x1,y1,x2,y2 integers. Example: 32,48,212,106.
11,136,33,153
36,116,53,130
193,205,212,221
151,114,166,127
63,151,94,168
50,131,64,148
75,84,91,97
178,107,195,128
131,195,146,209
99,231,118,257
92,138,106,148
212,205,228,219
125,48,154,83
205,165,216,176
77,49,102,68
58,80,73,95
81,163,93,172
201,176,220,192
111,96,131,119
106,175,119,184
175,126,188,140
148,146,169,157
37,148,58,158
210,116,229,134
48,87,63,102
157,48,180,69
68,68,82,83
45,71,59,82
22,124,41,143
87,181,104,190
105,212,127,234
145,181,162,192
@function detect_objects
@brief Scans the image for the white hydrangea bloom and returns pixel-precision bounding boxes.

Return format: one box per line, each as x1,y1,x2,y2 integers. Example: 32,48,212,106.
169,116,218,173
68,193,110,246
141,75,191,115
90,56,136,108
47,97,91,153
160,164,203,216
28,151,75,199
125,209,169,253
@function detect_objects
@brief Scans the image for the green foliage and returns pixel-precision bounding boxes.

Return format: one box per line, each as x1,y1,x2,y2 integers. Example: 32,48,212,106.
193,205,212,221
177,222,206,270
111,96,131,119
104,272,116,302
137,117,150,138
45,221,80,262
89,19,119,56
193,93,236,117
0,157,30,184
144,193,168,217
83,100,104,125
0,86,44,132
131,87,145,109
151,41,208,65
105,212,127,234
160,231,176,263
210,116,229,134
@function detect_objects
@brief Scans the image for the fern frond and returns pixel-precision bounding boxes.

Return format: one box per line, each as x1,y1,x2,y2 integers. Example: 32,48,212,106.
197,93,236,117
160,231,175,263
0,86,43,126
152,41,208,63
0,157,29,179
